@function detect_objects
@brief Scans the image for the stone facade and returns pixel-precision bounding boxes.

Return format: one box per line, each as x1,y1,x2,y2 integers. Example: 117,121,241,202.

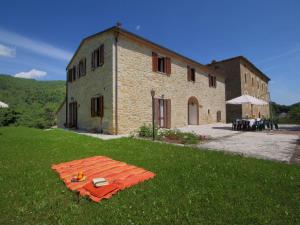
208,57,270,122
66,32,116,134
117,36,226,134
57,27,227,134
56,100,66,128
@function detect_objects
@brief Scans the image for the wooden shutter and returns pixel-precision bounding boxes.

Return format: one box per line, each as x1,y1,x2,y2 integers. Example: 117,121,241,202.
99,96,104,117
152,52,158,72
187,66,191,81
84,58,86,75
165,99,171,128
166,57,171,75
100,45,104,65
91,98,95,117
91,51,95,69
78,62,81,78
67,70,71,82
154,98,160,126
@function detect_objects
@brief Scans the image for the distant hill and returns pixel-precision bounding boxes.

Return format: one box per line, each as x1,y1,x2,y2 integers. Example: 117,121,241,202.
271,101,300,124
0,74,65,128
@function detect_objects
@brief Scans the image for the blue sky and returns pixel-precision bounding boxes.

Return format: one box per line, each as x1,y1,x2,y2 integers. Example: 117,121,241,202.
0,0,299,105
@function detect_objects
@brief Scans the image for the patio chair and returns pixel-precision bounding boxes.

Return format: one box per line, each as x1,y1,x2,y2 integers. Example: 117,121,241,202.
265,120,270,129
251,121,258,131
232,120,237,130
245,121,251,131
237,120,242,131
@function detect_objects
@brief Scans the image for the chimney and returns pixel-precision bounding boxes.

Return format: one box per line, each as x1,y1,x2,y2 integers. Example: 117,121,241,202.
116,22,122,28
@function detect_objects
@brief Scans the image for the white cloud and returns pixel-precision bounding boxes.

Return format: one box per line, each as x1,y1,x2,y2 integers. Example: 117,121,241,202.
257,46,300,65
0,43,16,57
0,28,72,61
136,25,141,30
14,69,47,79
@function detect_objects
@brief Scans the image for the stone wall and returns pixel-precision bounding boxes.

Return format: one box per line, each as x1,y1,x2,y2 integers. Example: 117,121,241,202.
56,101,66,128
117,36,226,134
209,58,270,121
239,63,270,118
67,32,115,134
209,60,242,122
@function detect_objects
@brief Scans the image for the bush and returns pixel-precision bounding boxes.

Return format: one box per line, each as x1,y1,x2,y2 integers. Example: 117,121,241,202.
138,124,158,138
159,129,199,145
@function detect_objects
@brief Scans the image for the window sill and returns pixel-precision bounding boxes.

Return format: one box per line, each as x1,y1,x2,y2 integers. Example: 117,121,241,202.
91,63,104,71
155,71,170,76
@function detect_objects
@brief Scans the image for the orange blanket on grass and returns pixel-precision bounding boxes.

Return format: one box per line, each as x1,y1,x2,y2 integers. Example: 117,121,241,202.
51,156,155,202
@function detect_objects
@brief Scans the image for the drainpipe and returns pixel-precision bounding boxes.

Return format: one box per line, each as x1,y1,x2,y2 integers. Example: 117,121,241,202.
114,27,120,134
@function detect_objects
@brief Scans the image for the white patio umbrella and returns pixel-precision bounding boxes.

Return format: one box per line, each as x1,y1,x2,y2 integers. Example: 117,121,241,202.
226,95,268,117
0,101,9,108
226,95,268,105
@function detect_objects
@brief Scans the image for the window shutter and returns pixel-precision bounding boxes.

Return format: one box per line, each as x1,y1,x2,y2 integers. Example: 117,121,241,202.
73,66,76,81
78,62,81,78
214,77,217,88
91,98,95,117
187,66,191,81
99,96,104,117
152,52,158,72
154,98,160,126
91,51,95,69
165,99,171,128
208,75,211,87
84,58,86,75
166,57,171,75
100,45,104,65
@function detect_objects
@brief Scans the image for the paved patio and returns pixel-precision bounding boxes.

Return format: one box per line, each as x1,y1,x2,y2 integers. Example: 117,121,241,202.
75,130,129,140
179,123,300,163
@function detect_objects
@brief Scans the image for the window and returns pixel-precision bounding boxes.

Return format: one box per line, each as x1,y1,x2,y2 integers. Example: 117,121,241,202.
158,57,165,73
67,66,76,82
187,66,195,82
154,98,171,128
72,66,76,81
252,77,254,86
257,80,260,89
208,74,217,88
244,73,247,83
67,69,72,82
91,96,104,117
152,52,171,75
159,99,165,127
91,44,104,70
78,58,86,77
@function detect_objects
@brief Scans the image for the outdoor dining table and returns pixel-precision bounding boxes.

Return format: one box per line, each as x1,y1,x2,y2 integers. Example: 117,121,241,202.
242,119,256,127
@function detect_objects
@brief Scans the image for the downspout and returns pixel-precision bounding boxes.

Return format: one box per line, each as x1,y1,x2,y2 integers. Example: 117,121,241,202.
65,69,68,127
114,29,119,134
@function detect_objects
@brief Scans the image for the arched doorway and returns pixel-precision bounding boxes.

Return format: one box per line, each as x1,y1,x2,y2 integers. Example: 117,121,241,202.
188,97,199,125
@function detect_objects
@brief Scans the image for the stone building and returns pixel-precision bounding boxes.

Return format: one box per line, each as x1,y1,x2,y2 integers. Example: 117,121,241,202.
56,25,226,134
207,56,270,122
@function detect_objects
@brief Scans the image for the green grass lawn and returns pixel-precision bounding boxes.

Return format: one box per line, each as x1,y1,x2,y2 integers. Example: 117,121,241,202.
0,127,299,225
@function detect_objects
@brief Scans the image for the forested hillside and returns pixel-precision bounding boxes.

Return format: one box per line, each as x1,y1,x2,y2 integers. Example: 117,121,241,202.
271,102,300,124
0,74,65,128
